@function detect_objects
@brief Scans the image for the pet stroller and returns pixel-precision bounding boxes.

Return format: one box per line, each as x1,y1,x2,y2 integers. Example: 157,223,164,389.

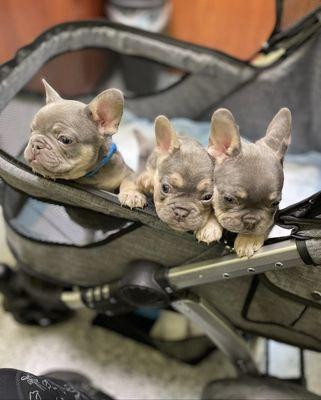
1,7,321,398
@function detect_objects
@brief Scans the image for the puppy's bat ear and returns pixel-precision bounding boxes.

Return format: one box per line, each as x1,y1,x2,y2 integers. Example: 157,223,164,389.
42,79,62,104
155,115,180,154
208,108,241,163
86,89,124,136
258,108,292,160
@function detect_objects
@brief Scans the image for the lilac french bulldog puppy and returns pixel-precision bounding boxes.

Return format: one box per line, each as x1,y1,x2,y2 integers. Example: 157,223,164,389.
24,80,146,209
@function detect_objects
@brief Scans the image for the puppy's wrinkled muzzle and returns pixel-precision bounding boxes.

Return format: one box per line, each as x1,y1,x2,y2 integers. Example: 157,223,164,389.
242,215,260,231
218,212,270,235
31,141,45,151
24,136,71,178
173,206,190,222
25,137,49,161
30,136,52,152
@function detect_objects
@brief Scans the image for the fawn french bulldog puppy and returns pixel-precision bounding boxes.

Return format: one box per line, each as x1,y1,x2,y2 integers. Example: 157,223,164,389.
208,108,292,257
24,80,146,209
137,115,223,244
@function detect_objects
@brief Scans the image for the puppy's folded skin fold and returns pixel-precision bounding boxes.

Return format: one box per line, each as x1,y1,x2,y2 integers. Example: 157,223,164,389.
24,79,146,209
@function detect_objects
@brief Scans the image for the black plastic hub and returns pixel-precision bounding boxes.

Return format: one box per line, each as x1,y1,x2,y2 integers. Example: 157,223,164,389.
81,260,172,315
119,260,170,306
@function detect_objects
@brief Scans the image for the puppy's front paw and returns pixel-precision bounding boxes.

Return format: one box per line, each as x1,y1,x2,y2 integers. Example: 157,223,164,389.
118,190,147,209
234,234,265,258
195,219,223,244
137,171,154,193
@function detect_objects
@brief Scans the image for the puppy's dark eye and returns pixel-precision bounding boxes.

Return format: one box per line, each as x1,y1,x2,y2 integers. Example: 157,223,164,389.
223,195,236,204
201,193,213,202
271,200,280,207
58,135,73,145
161,183,171,194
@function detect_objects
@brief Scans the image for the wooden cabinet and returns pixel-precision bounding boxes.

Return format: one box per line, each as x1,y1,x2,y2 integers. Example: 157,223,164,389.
1,0,320,94
169,0,276,60
0,0,104,63
169,0,321,60
281,0,321,29
0,0,106,96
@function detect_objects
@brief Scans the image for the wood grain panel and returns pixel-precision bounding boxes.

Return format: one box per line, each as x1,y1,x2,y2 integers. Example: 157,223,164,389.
26,50,112,97
0,0,104,63
0,0,105,96
169,0,276,60
281,0,321,29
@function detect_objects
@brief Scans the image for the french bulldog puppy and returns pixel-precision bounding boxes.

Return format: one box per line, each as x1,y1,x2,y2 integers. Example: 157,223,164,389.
137,115,223,244
208,107,291,257
24,80,146,209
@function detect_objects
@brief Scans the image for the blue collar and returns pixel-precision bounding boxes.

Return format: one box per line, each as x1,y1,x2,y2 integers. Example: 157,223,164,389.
85,142,118,178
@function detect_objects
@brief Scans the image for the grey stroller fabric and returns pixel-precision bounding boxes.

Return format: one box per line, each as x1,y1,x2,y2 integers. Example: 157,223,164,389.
0,22,254,121
1,20,321,351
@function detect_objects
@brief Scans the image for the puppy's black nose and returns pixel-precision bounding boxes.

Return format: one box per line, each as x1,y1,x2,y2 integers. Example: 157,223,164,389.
173,207,190,220
243,215,259,230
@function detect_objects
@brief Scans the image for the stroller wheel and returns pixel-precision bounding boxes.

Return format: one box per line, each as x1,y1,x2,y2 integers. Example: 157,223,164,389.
2,291,74,327
4,301,74,327
0,263,12,281
0,264,74,327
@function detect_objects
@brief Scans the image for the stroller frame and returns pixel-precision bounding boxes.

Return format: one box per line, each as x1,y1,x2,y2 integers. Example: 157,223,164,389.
61,239,302,375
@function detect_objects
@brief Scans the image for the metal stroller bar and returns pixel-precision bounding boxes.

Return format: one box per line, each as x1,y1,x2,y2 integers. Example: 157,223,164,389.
61,239,303,311
167,239,300,289
61,239,301,310
172,295,259,375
